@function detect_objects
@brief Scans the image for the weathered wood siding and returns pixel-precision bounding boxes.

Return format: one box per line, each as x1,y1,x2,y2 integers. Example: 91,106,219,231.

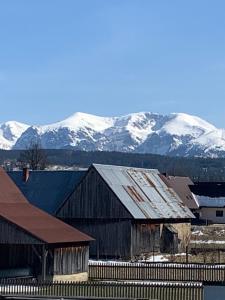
131,222,160,257
53,246,89,275
0,245,36,269
160,225,178,253
0,244,46,276
67,219,132,258
0,217,42,244
58,167,132,219
0,244,89,278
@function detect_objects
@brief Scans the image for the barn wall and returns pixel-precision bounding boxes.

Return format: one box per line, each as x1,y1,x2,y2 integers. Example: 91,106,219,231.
160,225,178,253
0,218,42,244
0,244,43,276
53,245,89,275
131,222,160,257
171,222,191,252
67,219,132,259
58,167,132,219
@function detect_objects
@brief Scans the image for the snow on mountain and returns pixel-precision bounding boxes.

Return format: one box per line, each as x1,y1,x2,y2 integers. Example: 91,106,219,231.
39,112,114,134
1,111,223,158
0,121,29,150
161,113,216,137
191,129,225,156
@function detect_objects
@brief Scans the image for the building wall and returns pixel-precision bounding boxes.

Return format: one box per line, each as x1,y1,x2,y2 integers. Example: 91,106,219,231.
160,225,178,254
58,167,132,219
53,245,89,275
171,223,191,252
0,244,43,276
198,207,225,224
0,217,42,244
67,219,132,259
131,222,160,257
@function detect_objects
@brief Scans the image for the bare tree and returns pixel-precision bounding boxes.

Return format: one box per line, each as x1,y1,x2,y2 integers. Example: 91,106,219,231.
19,141,47,170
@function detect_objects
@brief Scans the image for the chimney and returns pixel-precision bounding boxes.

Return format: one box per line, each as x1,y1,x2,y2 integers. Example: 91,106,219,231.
22,167,29,182
162,172,169,178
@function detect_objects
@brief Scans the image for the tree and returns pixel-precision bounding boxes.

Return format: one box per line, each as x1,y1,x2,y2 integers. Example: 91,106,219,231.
19,141,47,170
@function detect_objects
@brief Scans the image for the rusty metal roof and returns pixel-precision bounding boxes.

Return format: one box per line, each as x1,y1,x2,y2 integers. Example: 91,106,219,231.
93,164,194,220
0,168,93,244
0,168,28,204
160,175,199,210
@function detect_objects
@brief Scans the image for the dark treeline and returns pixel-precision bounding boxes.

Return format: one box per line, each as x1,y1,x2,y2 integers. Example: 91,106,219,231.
1,149,225,182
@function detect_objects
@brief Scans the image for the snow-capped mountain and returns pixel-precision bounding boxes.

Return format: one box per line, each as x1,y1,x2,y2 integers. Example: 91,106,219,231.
0,121,29,150
1,112,225,157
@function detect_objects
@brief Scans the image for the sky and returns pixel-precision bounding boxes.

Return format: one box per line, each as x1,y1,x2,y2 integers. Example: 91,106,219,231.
0,0,225,127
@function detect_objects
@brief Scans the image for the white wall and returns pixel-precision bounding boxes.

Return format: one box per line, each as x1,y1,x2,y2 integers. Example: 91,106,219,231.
198,207,225,224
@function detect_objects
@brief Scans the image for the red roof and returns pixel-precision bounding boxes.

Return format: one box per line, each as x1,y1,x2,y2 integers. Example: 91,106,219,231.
0,168,93,244
0,168,28,203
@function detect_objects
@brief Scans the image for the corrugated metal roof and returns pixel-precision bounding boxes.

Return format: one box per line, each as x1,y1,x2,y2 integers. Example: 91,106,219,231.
0,168,93,244
93,164,194,220
8,170,86,214
160,175,199,210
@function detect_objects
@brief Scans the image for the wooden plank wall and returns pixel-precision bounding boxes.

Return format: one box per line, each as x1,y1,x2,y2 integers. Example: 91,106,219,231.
68,219,132,259
54,246,89,275
131,222,160,257
0,218,41,244
57,167,132,219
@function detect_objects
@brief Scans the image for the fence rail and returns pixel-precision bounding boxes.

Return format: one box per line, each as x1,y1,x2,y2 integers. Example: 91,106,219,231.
0,279,203,300
89,262,225,283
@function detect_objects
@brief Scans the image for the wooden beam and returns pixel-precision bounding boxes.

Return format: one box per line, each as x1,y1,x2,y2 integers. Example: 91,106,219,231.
41,245,48,281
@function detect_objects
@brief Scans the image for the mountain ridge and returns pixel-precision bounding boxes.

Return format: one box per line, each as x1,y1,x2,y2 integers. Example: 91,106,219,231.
1,112,225,157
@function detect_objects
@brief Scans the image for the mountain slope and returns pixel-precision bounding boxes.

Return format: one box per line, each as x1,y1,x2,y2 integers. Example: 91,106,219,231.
0,111,223,158
0,121,29,150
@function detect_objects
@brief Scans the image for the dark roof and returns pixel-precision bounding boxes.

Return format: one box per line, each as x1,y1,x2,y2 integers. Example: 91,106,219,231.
92,164,194,219
8,170,86,214
191,182,225,198
190,182,225,208
160,175,199,210
0,168,92,244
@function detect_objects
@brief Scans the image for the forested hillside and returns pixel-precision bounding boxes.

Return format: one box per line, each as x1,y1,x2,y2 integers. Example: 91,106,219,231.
1,149,225,182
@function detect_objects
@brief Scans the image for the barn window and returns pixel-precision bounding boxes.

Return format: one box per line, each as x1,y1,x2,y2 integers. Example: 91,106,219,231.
216,210,224,217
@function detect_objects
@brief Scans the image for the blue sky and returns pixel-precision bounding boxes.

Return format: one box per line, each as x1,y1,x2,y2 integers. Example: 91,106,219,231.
0,0,225,127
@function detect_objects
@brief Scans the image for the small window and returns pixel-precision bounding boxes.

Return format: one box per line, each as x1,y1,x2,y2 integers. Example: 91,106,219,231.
216,210,224,217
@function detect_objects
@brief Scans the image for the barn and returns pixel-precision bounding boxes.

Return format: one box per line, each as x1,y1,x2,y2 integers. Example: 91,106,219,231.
57,164,194,259
0,167,92,281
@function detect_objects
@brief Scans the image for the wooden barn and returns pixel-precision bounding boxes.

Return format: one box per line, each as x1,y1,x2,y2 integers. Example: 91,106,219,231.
57,164,194,259
0,168,92,281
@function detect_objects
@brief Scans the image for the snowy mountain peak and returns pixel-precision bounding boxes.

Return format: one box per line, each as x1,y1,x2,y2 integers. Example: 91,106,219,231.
0,121,29,150
0,111,224,158
161,113,216,138
40,112,115,133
